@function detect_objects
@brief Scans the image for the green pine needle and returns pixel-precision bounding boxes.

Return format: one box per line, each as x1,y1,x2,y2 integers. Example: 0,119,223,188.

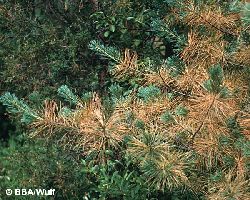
89,40,121,63
161,111,174,123
0,92,41,124
58,85,82,106
138,85,161,102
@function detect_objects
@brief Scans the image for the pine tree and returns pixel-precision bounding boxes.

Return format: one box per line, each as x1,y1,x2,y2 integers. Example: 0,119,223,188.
1,0,250,199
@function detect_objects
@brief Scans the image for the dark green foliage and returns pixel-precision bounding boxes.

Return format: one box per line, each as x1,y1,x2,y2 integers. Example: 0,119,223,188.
134,119,146,130
151,19,186,52
108,84,124,99
0,0,250,199
0,104,15,142
80,159,150,200
0,136,86,199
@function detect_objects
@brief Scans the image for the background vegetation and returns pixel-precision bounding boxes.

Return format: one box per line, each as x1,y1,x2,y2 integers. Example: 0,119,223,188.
0,0,250,199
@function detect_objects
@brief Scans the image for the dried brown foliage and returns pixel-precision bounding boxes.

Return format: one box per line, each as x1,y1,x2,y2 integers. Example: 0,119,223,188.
176,67,208,93
31,95,129,161
143,68,175,87
239,113,250,139
207,170,250,200
224,73,249,103
184,3,240,35
181,31,226,68
130,97,175,125
31,101,75,137
188,93,239,135
112,49,139,80
193,133,222,168
230,46,250,67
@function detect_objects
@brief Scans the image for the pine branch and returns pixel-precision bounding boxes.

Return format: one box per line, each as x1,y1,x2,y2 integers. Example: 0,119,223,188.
0,92,41,124
58,85,83,107
198,13,238,36
150,19,185,48
158,69,191,97
189,94,217,144
89,40,121,63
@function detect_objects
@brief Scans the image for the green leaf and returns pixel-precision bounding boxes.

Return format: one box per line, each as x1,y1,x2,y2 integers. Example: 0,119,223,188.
104,31,110,37
166,93,175,101
219,87,229,98
110,25,116,32
203,80,213,93
59,106,73,117
133,39,141,47
127,17,134,20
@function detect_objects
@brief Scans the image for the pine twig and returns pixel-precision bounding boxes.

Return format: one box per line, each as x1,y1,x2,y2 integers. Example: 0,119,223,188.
189,94,217,144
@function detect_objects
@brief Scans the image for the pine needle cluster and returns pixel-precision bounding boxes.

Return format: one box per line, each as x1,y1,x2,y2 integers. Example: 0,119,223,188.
1,0,250,197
